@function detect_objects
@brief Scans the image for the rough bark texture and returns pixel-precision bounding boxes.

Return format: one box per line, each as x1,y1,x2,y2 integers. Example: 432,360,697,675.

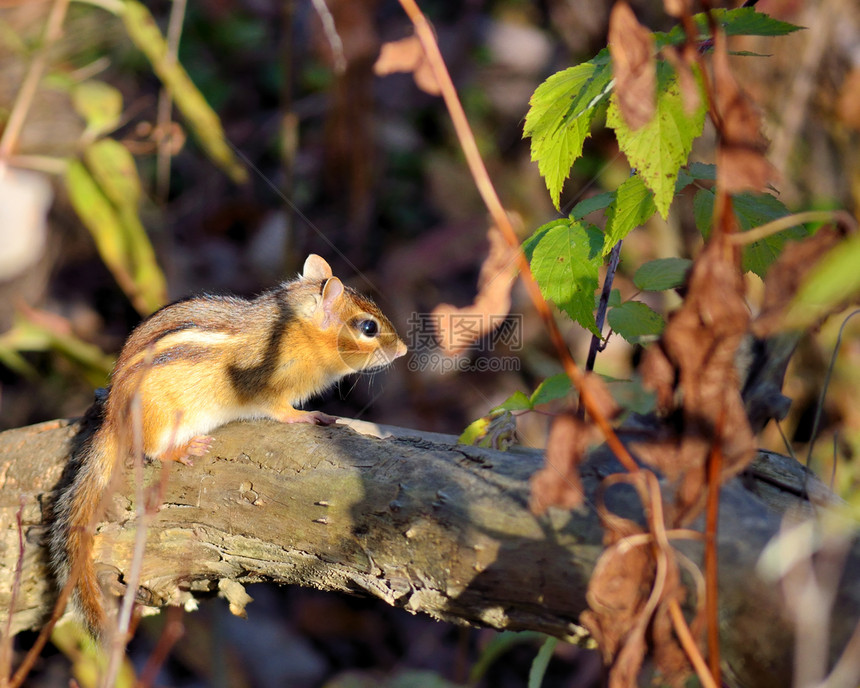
0,417,858,688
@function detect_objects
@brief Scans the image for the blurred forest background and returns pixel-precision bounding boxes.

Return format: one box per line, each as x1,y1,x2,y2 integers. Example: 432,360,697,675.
1,0,859,685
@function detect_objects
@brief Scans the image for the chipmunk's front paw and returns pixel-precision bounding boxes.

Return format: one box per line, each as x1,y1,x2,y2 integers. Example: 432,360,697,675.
278,409,337,426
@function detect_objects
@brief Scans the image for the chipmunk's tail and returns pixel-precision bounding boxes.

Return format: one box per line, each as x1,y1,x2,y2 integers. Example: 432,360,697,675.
50,434,116,635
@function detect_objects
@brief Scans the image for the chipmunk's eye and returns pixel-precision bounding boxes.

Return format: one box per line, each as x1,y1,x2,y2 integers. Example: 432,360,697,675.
356,318,379,338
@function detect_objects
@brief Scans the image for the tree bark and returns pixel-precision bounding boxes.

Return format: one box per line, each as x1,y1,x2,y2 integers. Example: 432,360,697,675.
0,416,858,688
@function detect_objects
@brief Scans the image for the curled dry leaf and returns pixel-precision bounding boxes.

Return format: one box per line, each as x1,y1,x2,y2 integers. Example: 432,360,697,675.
585,471,695,687
752,224,850,337
609,2,657,131
373,34,441,96
712,30,775,193
530,411,591,514
581,371,621,423
639,223,755,521
581,540,653,688
432,222,519,354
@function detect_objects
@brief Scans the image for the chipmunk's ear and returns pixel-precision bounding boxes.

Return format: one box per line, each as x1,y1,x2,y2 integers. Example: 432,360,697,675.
319,277,344,328
302,254,333,281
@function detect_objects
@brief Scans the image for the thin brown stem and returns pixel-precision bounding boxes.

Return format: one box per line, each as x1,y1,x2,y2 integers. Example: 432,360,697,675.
396,0,639,474
705,407,724,685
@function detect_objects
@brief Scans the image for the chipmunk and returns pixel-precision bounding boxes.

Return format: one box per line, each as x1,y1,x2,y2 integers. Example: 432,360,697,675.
49,254,407,635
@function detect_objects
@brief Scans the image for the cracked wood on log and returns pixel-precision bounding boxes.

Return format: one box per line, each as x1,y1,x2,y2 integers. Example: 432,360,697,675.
0,416,858,688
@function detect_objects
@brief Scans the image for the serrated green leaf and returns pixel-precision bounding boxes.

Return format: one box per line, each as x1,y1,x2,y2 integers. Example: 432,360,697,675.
121,1,247,184
782,234,860,330
72,80,122,138
655,7,803,48
492,390,533,413
570,191,615,220
694,189,810,277
633,257,692,291
604,175,657,253
524,62,602,209
523,219,604,335
564,53,613,123
530,373,573,406
687,161,717,181
608,301,665,344
607,64,706,219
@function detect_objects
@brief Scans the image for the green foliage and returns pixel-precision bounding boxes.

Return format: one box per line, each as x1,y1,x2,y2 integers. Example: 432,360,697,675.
634,258,692,291
606,63,706,219
608,301,665,344
530,373,574,406
71,80,123,139
523,57,609,209
523,220,605,335
604,175,657,253
655,7,803,48
694,189,810,277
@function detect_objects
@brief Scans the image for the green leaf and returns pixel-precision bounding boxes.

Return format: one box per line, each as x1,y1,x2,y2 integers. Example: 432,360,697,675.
655,7,803,48
84,138,141,209
570,191,614,220
524,62,603,209
607,64,706,219
633,257,692,291
523,219,604,335
492,390,533,413
72,80,122,138
604,175,657,253
608,301,665,344
121,1,247,184
783,234,860,330
530,373,573,406
694,189,810,277
528,637,559,688
564,53,613,123
84,140,167,313
458,417,491,446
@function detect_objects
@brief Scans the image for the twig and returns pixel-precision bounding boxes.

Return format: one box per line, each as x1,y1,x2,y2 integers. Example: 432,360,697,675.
310,0,346,75
396,0,640,474
668,599,719,688
155,0,187,204
705,407,724,686
136,606,185,688
729,210,856,246
584,239,623,375
0,0,70,169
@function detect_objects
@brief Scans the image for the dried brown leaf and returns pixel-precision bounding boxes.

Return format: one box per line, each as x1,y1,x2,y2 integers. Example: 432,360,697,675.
712,31,775,193
609,2,656,130
581,542,653,662
530,411,590,514
638,228,755,521
432,222,519,354
582,372,620,422
752,225,848,337
373,35,441,96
